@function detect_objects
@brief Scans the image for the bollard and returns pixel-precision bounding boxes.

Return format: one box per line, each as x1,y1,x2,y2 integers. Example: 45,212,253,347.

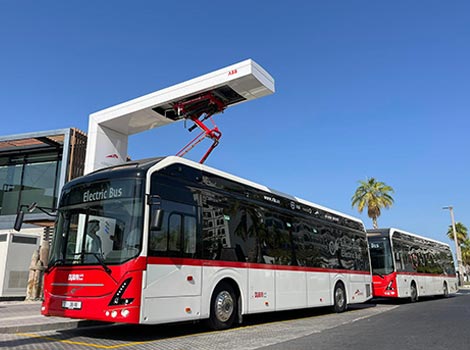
26,226,53,301
38,226,52,300
32,259,45,300
26,249,39,301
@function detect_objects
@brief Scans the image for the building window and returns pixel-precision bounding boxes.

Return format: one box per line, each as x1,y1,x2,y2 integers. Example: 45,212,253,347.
0,151,61,215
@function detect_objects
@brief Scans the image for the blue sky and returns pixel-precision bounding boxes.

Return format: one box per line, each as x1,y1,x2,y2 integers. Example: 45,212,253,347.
1,1,469,250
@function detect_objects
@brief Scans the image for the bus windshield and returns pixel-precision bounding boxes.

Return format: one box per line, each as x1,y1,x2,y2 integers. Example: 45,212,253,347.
49,178,144,267
368,236,394,276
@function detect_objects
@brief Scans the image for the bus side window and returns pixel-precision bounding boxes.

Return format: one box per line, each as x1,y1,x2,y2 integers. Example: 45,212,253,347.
168,214,182,252
149,210,168,253
184,216,196,255
396,252,406,271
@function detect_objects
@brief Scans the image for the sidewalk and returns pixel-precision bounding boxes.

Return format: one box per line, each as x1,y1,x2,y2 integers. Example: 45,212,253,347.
0,300,103,334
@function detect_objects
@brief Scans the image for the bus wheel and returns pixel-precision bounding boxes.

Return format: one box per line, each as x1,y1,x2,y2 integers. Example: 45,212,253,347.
443,282,449,298
410,282,418,302
207,282,237,330
333,282,347,313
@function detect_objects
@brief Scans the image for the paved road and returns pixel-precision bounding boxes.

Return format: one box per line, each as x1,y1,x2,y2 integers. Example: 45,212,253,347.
260,290,470,350
1,291,468,350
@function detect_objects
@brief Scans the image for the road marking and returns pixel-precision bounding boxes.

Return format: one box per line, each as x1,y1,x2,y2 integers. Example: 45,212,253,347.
15,333,156,349
15,305,398,350
15,326,236,349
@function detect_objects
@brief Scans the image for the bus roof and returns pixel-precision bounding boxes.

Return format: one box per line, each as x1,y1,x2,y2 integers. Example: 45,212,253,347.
61,157,165,191
65,155,365,228
367,227,450,248
149,156,365,227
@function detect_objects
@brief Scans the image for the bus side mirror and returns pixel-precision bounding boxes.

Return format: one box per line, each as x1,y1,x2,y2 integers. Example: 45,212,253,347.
14,210,25,231
151,209,164,231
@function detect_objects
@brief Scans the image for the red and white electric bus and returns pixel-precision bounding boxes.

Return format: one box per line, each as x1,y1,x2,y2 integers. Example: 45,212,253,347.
367,228,458,301
42,156,372,329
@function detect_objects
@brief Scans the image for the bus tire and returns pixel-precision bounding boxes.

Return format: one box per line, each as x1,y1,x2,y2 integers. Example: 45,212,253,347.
443,282,449,298
333,282,347,313
410,282,418,302
207,282,237,330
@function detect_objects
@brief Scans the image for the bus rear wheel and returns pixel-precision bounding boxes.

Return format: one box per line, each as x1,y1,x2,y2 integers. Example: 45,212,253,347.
333,282,347,313
410,282,418,302
443,282,449,298
207,282,237,330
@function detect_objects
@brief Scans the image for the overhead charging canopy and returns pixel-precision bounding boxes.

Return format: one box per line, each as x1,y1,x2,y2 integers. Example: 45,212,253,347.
84,59,275,174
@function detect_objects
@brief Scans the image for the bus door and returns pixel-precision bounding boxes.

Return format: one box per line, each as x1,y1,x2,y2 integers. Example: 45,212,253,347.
143,200,202,322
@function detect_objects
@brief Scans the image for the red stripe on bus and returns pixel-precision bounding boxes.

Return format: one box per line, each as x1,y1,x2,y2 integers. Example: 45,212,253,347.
146,257,371,275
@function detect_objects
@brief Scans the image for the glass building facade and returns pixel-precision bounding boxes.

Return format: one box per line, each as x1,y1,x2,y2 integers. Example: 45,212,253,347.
0,151,62,215
0,128,87,226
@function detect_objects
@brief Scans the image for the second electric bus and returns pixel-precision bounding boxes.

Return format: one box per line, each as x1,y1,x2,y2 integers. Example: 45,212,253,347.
367,228,457,301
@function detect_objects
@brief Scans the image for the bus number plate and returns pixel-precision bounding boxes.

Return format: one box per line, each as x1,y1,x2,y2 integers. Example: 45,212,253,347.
62,300,82,310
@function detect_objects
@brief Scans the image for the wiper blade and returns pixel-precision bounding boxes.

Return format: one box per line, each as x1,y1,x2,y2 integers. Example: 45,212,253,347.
67,252,112,275
373,272,385,279
82,252,112,275
45,259,64,273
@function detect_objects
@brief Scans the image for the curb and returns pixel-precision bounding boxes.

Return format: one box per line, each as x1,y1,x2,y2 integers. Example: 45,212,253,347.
0,319,106,334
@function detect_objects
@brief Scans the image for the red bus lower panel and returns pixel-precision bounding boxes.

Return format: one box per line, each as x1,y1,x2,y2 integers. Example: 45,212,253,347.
371,273,398,298
41,259,145,324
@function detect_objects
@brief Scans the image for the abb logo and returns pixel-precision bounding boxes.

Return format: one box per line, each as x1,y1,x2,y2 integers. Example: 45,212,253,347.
228,69,238,76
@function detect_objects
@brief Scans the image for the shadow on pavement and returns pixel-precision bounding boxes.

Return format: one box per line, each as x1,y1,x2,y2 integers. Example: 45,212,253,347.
50,303,378,343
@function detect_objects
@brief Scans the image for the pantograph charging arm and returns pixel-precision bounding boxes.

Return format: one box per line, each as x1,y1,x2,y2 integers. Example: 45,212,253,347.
173,92,226,164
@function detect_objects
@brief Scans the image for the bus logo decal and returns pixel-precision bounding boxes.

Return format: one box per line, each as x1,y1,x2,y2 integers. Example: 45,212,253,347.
254,291,267,298
68,274,84,282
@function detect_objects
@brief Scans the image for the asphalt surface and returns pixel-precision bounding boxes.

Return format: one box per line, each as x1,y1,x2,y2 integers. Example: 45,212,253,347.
259,290,470,350
0,302,398,349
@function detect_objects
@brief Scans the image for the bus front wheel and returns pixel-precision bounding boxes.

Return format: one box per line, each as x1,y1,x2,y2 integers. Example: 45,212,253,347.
207,282,237,330
333,282,347,313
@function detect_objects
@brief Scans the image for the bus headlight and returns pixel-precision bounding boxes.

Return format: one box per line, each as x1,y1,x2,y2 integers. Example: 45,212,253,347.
109,278,135,306
121,309,130,318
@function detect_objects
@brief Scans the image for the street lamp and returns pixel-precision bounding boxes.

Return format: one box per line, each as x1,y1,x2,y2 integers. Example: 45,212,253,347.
443,206,464,286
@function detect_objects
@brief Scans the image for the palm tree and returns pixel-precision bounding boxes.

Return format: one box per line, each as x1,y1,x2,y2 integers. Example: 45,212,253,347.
461,239,470,266
351,177,394,229
446,222,470,282
446,222,468,245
